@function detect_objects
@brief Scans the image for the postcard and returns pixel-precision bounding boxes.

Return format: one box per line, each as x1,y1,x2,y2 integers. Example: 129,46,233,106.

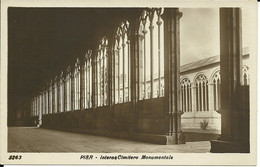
0,0,258,165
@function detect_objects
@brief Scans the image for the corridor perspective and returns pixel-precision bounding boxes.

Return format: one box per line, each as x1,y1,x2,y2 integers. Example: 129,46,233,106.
8,7,251,153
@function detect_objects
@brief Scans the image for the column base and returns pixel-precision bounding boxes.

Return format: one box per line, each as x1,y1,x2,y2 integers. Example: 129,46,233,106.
210,140,249,153
166,132,186,144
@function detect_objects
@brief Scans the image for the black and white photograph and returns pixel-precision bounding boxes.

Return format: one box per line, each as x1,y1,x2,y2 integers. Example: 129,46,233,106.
0,0,258,165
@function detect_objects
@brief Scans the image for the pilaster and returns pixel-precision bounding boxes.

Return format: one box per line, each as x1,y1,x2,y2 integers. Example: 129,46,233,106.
129,14,141,132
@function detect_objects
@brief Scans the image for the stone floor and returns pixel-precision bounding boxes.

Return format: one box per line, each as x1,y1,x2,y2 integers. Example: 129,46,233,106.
8,127,211,153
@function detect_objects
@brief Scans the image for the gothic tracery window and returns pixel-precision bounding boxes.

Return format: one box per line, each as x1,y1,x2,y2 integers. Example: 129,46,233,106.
43,90,46,115
138,8,164,100
59,72,64,112
84,50,93,109
35,96,38,116
114,21,131,104
74,59,81,110
212,70,221,111
32,97,35,116
39,95,42,116
31,98,34,116
45,90,48,114
180,77,192,112
42,92,45,115
49,81,53,114
65,66,71,111
195,74,209,111
96,37,109,107
54,77,58,113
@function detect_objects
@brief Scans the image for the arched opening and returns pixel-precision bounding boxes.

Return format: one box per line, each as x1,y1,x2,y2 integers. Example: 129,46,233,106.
180,77,192,112
138,9,164,100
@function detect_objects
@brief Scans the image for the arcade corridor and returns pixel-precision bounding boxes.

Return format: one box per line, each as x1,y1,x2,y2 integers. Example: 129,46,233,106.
8,7,250,153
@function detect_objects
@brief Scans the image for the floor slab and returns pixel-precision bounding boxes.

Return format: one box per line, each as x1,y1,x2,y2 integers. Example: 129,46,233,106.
8,127,210,153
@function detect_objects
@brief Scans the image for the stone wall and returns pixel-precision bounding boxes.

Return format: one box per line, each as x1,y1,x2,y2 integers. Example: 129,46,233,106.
182,111,221,130
41,97,167,135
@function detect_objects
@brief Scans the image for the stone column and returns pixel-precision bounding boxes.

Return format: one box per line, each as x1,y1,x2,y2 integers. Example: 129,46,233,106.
39,94,42,126
149,12,154,99
57,78,60,113
92,52,97,109
80,60,85,110
210,8,249,153
191,85,196,112
162,8,185,144
71,71,75,111
107,35,113,108
61,77,66,112
208,83,214,111
46,84,49,114
48,82,51,114
129,14,141,132
42,91,44,116
138,33,144,100
52,81,55,114
62,77,66,112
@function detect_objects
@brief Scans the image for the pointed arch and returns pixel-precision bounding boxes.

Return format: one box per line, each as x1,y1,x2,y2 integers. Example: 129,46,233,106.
74,58,81,110
138,8,165,100
114,20,131,104
83,50,93,109
96,37,109,107
180,77,192,112
59,71,64,112
211,70,221,110
65,66,71,111
194,73,209,111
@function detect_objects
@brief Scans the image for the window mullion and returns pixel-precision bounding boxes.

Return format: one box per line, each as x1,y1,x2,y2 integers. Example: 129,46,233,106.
149,17,154,99
99,53,102,106
185,84,189,112
143,29,147,99
122,37,125,103
113,48,116,104
127,40,130,102
157,17,162,97
117,47,120,103
102,49,105,106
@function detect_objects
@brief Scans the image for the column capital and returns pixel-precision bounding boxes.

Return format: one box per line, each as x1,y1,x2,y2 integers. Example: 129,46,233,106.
142,29,147,35
161,8,182,21
138,33,144,39
156,20,162,26
149,25,154,30
176,11,183,20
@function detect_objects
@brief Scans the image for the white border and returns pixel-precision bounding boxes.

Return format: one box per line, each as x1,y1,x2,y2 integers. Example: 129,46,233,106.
0,0,258,165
